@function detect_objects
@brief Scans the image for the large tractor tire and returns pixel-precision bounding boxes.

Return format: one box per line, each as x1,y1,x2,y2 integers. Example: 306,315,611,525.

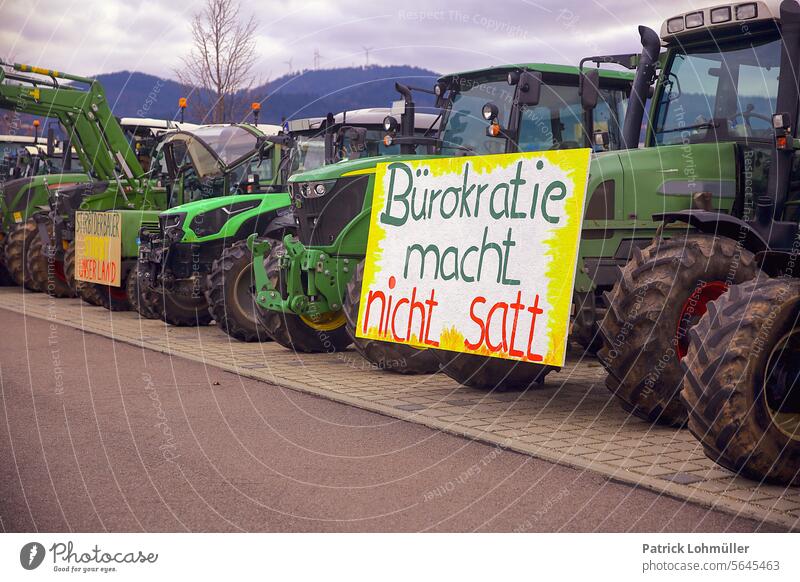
27,224,75,298
682,277,800,485
131,263,161,320
205,239,270,342
598,234,757,427
434,351,554,390
5,218,40,290
64,242,103,307
137,278,165,321
0,235,14,286
92,278,132,312
256,242,351,353
159,288,213,326
343,260,439,374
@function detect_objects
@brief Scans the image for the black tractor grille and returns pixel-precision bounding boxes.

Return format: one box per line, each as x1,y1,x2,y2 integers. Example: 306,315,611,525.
165,240,225,278
293,175,369,246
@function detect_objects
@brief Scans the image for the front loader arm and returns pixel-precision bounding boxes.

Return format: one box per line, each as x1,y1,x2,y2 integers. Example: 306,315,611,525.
0,62,145,188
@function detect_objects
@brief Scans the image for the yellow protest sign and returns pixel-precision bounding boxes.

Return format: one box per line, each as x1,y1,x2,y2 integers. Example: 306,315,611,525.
356,150,590,368
74,211,122,287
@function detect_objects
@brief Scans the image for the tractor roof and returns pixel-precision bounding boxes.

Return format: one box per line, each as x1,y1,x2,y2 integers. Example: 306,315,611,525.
287,109,438,134
661,1,781,41
321,108,439,130
0,135,39,144
439,63,635,84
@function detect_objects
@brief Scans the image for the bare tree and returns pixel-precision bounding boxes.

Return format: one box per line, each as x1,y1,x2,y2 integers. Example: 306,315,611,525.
176,0,259,123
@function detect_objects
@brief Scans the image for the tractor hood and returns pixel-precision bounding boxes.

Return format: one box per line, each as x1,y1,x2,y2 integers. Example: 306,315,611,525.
288,153,444,182
582,141,739,225
161,193,284,216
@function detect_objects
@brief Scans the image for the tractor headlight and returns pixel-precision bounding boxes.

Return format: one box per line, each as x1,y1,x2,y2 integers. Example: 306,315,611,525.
736,3,757,20
383,115,399,132
684,11,703,28
482,102,499,121
296,180,336,199
710,6,731,23
160,212,186,241
666,17,685,33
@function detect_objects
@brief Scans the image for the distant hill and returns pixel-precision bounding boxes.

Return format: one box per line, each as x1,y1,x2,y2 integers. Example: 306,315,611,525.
93,65,441,125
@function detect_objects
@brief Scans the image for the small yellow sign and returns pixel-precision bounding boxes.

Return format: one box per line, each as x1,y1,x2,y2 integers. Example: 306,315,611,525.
356,150,591,368
13,212,22,223
74,211,122,287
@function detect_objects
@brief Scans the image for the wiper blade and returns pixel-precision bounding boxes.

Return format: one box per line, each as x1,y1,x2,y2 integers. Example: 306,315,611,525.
657,121,719,135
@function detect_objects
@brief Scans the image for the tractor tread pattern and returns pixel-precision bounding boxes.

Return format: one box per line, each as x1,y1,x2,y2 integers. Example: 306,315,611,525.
205,239,269,342
597,234,757,427
681,276,800,485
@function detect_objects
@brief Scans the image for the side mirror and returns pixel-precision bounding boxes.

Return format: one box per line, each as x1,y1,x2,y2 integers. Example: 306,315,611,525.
580,69,600,111
516,71,542,107
434,81,448,108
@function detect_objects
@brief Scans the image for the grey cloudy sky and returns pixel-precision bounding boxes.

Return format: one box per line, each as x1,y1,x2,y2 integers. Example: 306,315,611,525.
2,0,707,78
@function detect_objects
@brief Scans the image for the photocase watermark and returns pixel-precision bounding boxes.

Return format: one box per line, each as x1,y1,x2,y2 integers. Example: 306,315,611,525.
422,443,505,502
513,487,570,532
142,372,180,464
20,540,158,574
136,79,165,118
397,10,530,39
336,351,406,371
47,292,65,395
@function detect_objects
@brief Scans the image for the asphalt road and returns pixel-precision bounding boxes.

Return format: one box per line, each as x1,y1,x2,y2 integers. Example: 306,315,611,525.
0,310,783,532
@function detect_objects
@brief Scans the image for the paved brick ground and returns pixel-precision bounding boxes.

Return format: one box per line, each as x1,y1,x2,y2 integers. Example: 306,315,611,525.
1,287,798,530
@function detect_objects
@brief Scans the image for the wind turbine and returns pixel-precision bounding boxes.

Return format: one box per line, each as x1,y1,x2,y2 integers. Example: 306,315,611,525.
313,49,322,70
284,58,293,73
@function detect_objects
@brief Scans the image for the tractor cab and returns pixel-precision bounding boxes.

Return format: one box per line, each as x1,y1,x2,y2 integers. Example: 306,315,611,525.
158,123,283,207
284,108,440,175
379,64,632,157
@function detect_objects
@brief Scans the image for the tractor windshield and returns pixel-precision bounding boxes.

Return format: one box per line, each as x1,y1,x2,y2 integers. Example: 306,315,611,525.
518,84,627,151
653,36,780,145
440,76,515,155
291,136,327,174
190,125,260,166
227,146,276,193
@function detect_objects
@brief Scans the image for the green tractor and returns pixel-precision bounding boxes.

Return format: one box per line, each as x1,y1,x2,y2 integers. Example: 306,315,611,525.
251,65,635,374
139,108,437,341
598,0,796,428
599,0,800,484
135,121,289,327
0,60,170,297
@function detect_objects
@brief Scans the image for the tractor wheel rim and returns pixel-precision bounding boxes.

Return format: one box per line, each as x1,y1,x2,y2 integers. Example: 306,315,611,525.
233,262,258,324
300,310,346,332
764,327,800,441
676,280,728,359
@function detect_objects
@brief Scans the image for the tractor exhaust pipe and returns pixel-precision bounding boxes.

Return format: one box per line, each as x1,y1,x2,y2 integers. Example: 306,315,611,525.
395,83,416,155
622,26,660,150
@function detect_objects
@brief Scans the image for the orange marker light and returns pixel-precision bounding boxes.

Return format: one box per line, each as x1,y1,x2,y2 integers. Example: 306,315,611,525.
489,122,500,137
251,102,261,112
178,97,187,109
33,119,40,127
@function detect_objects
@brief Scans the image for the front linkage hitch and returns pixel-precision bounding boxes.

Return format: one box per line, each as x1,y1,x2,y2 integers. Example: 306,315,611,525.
249,233,357,319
